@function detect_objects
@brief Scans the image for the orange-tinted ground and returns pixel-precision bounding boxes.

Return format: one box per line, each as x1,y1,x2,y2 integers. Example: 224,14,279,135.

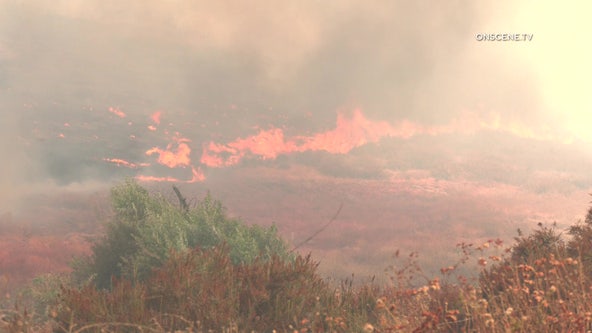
2,165,588,290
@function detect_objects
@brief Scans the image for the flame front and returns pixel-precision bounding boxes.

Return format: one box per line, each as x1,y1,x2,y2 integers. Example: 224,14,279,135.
150,111,162,125
296,110,399,153
108,107,126,118
135,166,205,184
146,138,192,168
200,109,402,167
103,108,470,182
201,128,296,167
103,158,150,169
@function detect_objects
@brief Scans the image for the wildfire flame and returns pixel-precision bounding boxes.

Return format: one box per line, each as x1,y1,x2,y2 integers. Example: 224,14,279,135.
200,128,293,167
108,107,126,118
150,111,162,125
296,110,401,153
104,110,202,183
103,158,150,169
135,166,205,184
105,107,564,183
146,137,192,168
147,111,161,131
200,109,404,167
104,109,423,181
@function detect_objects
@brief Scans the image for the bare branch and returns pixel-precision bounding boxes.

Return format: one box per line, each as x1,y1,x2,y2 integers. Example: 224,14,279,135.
172,185,189,213
290,202,343,253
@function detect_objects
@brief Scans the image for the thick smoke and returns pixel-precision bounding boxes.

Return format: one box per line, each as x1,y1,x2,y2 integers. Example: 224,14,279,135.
0,0,588,212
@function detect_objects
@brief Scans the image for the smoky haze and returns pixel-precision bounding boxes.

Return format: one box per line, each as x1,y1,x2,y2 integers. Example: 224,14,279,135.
0,1,559,184
1,1,591,280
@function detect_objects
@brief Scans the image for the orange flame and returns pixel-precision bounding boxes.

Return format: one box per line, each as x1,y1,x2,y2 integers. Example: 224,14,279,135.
200,128,296,167
103,158,150,169
150,111,162,125
108,107,126,118
102,108,471,181
145,138,192,168
102,108,205,182
200,109,408,167
136,166,205,183
102,107,572,184
296,110,401,153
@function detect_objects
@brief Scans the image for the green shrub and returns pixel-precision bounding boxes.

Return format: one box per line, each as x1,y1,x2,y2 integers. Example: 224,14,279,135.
76,179,292,289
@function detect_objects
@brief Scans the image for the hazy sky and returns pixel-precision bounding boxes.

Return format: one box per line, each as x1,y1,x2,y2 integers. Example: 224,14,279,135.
1,1,591,213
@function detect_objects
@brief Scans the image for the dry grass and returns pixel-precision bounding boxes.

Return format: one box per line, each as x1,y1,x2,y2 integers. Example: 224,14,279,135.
2,225,592,333
5,194,592,333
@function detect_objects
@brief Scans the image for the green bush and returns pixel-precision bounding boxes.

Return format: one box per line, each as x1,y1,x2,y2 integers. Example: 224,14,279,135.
76,179,293,289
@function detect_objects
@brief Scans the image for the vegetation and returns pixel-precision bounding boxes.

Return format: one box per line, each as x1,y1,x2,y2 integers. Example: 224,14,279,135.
4,181,592,332
74,180,293,289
